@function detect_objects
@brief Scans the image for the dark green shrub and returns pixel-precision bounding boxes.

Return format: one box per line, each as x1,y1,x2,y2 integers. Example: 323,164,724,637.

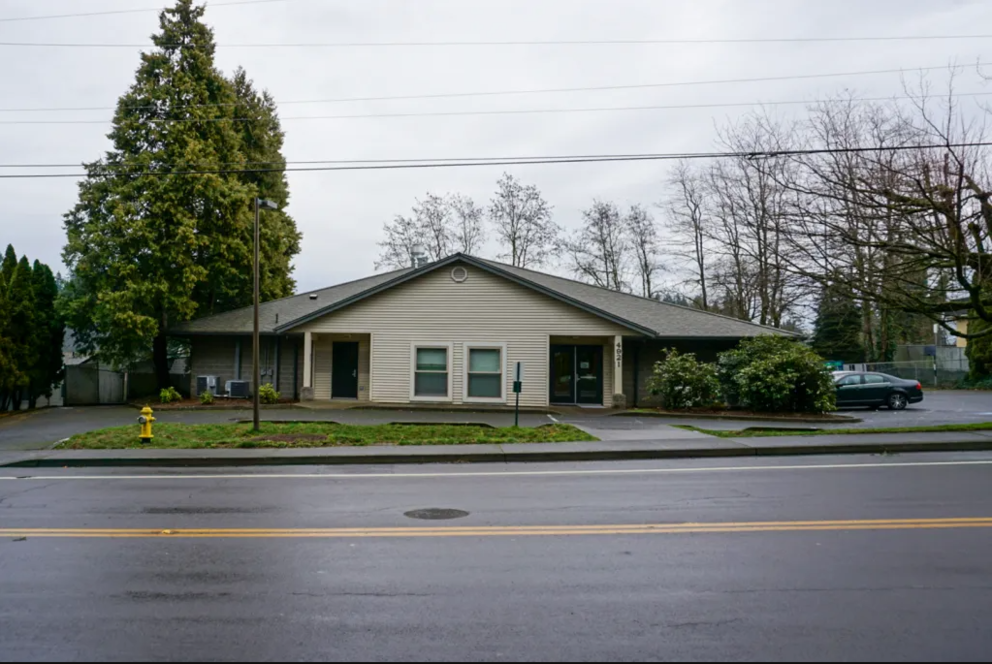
646,348,721,410
199,391,215,405
718,336,836,413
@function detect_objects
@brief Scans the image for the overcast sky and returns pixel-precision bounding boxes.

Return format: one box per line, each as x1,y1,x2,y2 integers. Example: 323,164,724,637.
0,0,988,293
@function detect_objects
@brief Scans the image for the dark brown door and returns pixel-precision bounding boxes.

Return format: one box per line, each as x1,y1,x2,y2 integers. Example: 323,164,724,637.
332,342,359,399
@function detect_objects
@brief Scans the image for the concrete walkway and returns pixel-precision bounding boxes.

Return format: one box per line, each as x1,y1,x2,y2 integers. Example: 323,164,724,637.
4,430,992,468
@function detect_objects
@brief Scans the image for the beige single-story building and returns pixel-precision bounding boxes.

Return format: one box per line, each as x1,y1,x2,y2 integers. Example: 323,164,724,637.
171,254,792,409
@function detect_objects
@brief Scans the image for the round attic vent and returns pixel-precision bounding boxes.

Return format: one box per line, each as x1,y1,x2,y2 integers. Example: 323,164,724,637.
451,266,468,283
309,294,318,301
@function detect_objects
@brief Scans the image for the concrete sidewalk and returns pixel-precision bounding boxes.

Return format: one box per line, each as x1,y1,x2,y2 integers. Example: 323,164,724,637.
3,431,992,468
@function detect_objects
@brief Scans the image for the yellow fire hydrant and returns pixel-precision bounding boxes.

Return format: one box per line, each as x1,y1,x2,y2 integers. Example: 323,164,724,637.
138,406,155,444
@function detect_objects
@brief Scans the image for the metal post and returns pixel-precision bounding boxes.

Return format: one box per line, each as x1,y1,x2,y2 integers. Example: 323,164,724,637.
514,391,520,428
253,198,261,433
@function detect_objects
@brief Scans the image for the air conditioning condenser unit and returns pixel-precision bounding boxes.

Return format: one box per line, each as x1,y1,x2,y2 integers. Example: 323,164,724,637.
196,375,219,397
226,380,252,399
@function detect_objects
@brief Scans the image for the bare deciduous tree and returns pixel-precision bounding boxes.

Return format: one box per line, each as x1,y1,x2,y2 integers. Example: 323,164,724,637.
489,173,558,268
566,200,630,291
375,214,422,271
664,161,710,310
778,72,992,341
377,192,490,269
625,204,660,298
375,193,452,270
448,194,486,255
711,114,806,327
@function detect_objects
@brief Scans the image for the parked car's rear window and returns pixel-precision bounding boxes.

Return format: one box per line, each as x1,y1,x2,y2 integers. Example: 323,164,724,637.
864,374,888,384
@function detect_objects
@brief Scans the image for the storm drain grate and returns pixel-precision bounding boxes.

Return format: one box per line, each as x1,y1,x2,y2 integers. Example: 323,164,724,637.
404,508,470,521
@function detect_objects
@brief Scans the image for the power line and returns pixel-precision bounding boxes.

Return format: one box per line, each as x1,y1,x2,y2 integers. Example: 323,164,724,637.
0,0,293,23
0,91,986,125
0,64,961,114
0,143,987,179
3,34,992,46
0,153,703,169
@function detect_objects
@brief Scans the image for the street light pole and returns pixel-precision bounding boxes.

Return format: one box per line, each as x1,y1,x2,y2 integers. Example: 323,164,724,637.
253,197,279,433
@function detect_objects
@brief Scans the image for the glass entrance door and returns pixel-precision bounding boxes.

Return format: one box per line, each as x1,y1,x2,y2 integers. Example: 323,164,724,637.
549,344,603,405
549,345,575,404
575,346,604,405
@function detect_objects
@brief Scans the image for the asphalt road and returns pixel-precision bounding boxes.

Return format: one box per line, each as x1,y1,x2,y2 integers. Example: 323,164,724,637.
2,453,991,661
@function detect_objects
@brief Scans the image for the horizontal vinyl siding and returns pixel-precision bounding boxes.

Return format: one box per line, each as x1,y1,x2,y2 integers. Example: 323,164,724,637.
297,263,632,407
189,337,237,395
190,336,302,399
311,334,371,401
274,337,300,399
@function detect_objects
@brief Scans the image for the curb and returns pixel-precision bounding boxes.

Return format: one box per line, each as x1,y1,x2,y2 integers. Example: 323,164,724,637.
127,403,303,411
4,439,992,468
614,411,861,424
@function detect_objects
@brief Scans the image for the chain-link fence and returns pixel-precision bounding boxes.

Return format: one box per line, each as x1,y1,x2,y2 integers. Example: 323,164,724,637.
843,359,969,388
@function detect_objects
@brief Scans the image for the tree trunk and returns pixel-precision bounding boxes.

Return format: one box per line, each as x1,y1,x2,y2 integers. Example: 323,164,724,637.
153,316,171,390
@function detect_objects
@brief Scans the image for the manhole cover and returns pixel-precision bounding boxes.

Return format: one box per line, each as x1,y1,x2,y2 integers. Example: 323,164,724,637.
404,508,470,521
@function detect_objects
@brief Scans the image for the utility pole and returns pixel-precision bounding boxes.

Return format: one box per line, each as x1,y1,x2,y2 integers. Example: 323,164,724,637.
253,197,279,432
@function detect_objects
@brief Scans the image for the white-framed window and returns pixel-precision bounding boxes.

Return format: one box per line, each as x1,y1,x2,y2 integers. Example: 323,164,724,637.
463,344,506,402
411,344,452,400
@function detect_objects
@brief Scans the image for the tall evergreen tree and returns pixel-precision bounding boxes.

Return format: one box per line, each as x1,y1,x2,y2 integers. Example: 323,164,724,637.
62,0,299,387
29,261,64,407
811,282,864,364
6,257,36,410
0,267,19,410
1,244,16,287
193,67,300,314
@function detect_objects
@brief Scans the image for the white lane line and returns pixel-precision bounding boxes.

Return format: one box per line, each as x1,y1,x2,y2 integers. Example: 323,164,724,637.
1,459,992,481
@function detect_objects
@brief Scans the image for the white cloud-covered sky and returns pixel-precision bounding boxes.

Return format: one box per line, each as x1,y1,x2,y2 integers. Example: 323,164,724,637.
0,0,989,293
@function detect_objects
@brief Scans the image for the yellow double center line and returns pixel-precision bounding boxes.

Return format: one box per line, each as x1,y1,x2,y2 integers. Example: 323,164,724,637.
4,518,992,539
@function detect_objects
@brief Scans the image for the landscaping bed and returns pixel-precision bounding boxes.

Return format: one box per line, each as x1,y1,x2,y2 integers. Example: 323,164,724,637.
676,422,992,438
59,422,597,449
128,398,299,411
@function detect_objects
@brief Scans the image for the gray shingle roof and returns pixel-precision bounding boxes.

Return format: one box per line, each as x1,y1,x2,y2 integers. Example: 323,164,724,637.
170,266,414,335
472,258,796,339
171,254,795,339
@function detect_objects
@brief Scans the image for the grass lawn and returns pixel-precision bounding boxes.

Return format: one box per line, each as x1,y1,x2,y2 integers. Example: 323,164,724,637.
61,422,597,450
676,422,992,439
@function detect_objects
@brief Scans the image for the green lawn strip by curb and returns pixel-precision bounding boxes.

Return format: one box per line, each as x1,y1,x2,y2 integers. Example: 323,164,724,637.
620,408,856,423
60,422,597,450
674,422,992,439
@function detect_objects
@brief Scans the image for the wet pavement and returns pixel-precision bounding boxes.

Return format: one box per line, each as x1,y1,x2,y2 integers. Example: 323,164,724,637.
1,453,991,661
